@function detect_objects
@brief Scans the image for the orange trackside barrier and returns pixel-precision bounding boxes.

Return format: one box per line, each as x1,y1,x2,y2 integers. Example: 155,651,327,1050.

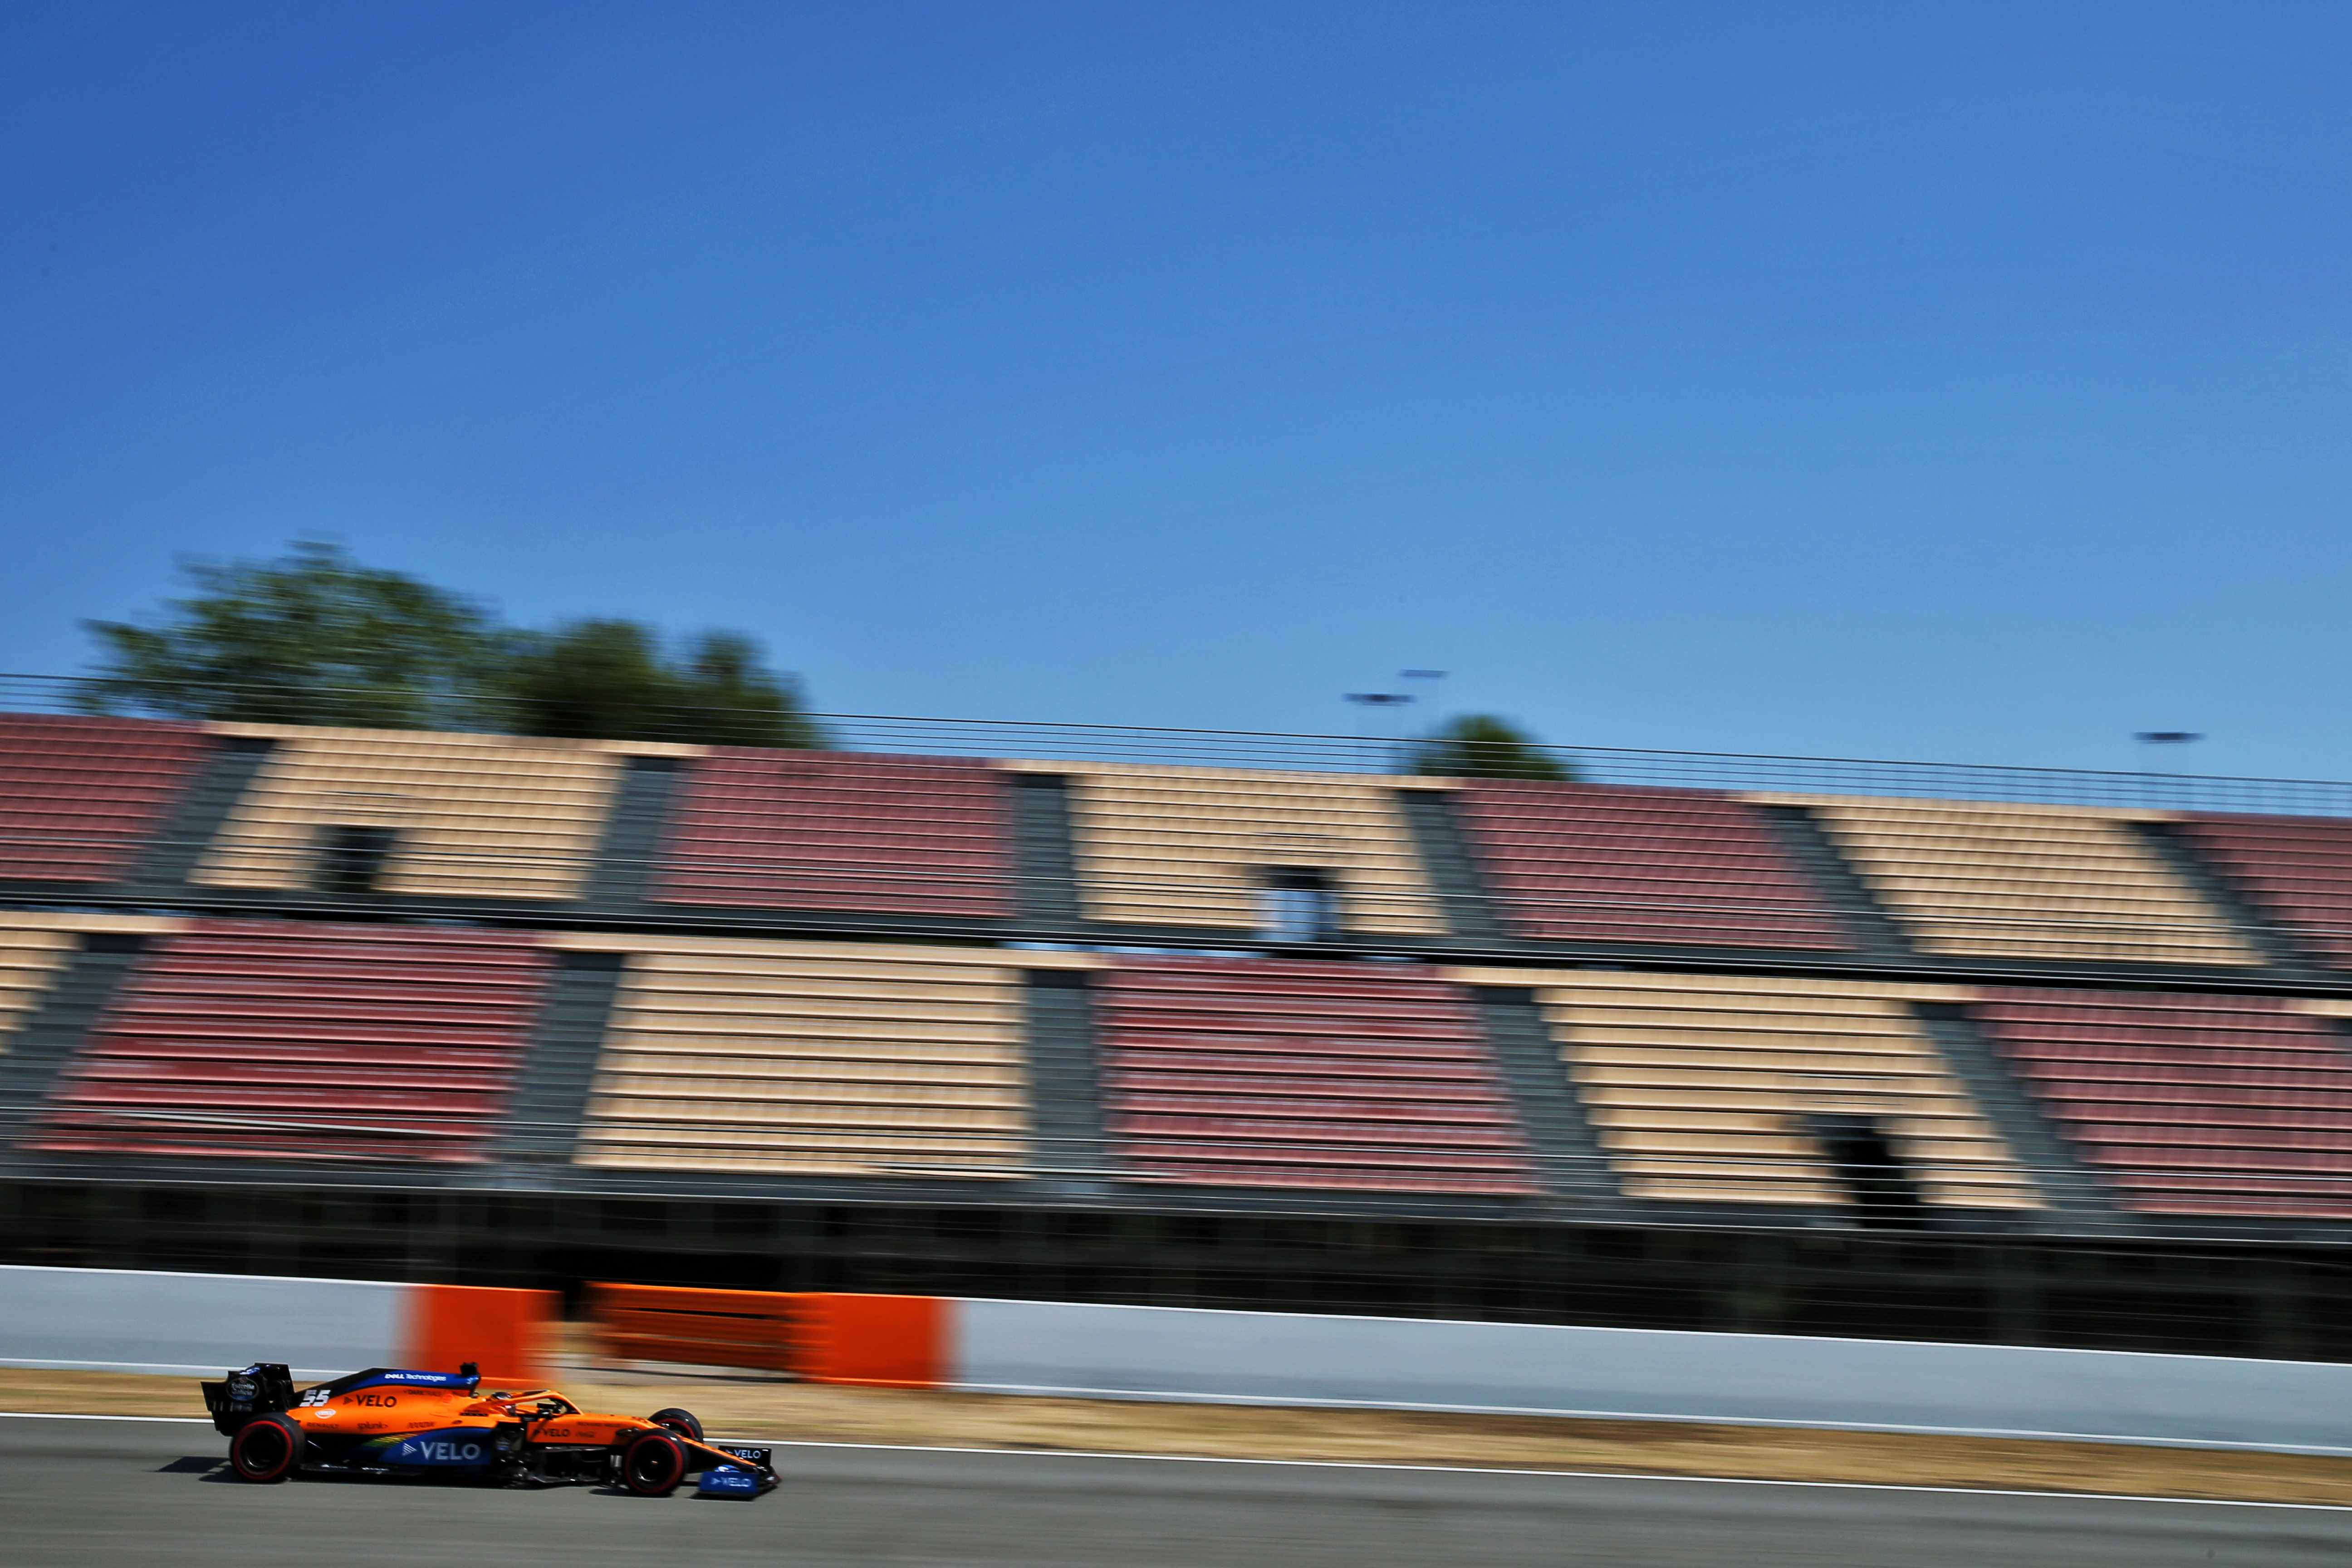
790,1293,948,1388
585,1283,799,1373
583,1286,950,1386
400,1284,559,1386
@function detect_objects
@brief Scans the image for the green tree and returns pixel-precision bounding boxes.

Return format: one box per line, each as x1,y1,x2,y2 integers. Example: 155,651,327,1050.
1408,714,1578,781
77,542,501,729
79,542,826,748
497,620,824,747
672,630,826,748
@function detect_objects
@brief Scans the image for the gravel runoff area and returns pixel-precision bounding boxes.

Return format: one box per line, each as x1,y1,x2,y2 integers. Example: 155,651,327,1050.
4,1361,2350,1507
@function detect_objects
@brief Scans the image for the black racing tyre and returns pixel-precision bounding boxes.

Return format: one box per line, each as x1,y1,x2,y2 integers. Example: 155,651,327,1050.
619,1428,688,1497
647,1406,704,1445
229,1414,305,1483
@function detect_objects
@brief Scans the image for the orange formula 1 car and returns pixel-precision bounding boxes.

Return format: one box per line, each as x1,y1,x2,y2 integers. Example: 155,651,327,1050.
200,1362,779,1498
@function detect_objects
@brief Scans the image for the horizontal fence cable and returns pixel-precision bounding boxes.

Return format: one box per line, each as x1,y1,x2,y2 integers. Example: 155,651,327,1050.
9,670,2352,817
23,1107,2352,1220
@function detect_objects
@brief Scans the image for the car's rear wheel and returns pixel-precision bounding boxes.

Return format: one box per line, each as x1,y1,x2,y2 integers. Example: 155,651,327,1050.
619,1428,687,1497
229,1414,305,1483
648,1406,704,1445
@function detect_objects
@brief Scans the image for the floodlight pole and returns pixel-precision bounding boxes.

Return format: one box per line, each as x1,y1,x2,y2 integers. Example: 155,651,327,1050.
2134,731,2203,810
1345,692,1415,773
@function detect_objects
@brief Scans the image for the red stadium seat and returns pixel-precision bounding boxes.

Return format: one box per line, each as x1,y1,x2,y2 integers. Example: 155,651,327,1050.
1097,956,1541,1195
1973,988,2352,1217
652,750,1012,917
1452,783,1848,950
2180,814,2352,967
29,920,550,1162
0,715,205,883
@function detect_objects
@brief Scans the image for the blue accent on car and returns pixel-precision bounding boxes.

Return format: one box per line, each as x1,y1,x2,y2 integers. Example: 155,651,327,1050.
302,1367,480,1402
697,1465,763,1497
379,1428,498,1467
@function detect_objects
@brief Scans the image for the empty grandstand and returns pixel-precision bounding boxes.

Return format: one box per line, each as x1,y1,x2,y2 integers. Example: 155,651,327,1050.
1450,783,1849,951
191,726,679,902
562,933,1040,1177
27,920,550,1164
1010,760,1448,938
652,751,1014,919
7,694,2352,1359
1972,987,2352,1217
2178,812,2352,967
1095,956,1540,1195
0,715,206,884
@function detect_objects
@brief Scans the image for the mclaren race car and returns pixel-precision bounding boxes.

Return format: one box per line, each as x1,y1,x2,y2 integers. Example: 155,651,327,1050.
200,1361,779,1498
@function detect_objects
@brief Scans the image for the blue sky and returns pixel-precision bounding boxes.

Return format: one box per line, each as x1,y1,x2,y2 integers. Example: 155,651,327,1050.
6,1,2352,777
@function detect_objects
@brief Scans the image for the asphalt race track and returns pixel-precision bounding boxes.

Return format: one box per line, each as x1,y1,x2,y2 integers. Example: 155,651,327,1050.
5,1415,2350,1567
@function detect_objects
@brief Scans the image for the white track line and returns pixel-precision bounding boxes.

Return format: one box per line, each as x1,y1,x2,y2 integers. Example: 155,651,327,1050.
0,1411,211,1422
748,1437,2352,1512
10,1414,2345,1513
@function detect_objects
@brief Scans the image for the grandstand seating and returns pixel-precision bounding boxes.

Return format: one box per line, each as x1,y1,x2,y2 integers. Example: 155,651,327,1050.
652,751,1012,917
193,726,679,901
1451,783,1849,950
0,715,205,883
1753,796,2255,966
565,934,1051,1175
1012,762,1446,936
1095,956,1540,1193
2176,814,2352,967
1450,966,2036,1208
18,710,2352,1233
0,917,79,1050
1971,988,2352,1216
28,920,550,1162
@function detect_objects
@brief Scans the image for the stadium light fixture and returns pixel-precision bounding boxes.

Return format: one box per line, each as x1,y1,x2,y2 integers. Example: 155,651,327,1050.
1346,692,1416,771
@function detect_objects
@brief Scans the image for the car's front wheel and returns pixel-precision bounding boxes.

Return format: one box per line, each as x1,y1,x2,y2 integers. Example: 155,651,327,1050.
618,1428,687,1497
228,1415,305,1483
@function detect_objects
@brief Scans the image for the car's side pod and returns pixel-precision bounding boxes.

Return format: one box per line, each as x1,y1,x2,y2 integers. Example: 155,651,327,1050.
201,1364,297,1437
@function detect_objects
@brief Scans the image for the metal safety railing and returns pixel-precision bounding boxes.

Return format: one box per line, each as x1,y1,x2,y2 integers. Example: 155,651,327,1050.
8,670,2352,817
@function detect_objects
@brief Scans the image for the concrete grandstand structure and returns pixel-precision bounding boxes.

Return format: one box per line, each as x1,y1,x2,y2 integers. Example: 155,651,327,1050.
7,707,2352,1359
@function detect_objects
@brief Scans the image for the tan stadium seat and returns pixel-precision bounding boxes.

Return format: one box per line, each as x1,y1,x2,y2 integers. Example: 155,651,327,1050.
1005,760,1446,936
1452,967,2038,1208
1745,795,2255,965
0,924,72,1052
559,934,1094,1175
0,913,181,1054
192,727,698,902
0,912,181,1048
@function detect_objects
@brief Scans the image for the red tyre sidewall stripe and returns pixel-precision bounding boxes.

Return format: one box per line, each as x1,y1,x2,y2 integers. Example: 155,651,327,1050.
624,1430,685,1494
233,1418,300,1480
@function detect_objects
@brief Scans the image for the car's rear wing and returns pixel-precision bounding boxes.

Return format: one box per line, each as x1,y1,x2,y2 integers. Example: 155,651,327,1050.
200,1363,296,1436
